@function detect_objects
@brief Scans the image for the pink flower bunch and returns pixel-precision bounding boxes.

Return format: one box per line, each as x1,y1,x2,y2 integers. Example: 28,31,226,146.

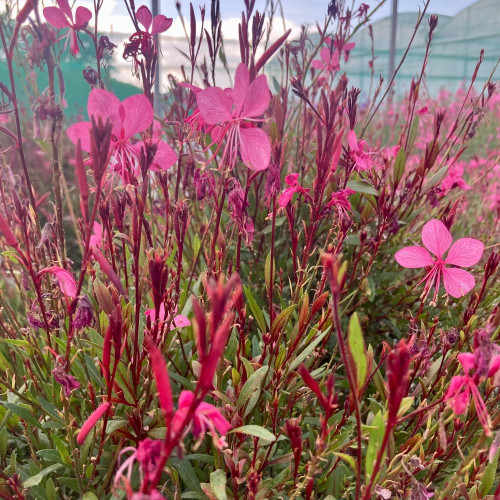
395,219,484,300
312,37,355,74
194,63,271,171
43,0,92,56
145,303,191,330
326,188,356,215
444,348,500,435
67,89,177,183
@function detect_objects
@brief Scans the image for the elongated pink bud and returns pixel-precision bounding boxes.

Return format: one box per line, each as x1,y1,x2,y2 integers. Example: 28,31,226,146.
330,128,344,172
77,402,111,445
298,364,328,410
75,140,89,222
92,247,128,298
146,336,173,425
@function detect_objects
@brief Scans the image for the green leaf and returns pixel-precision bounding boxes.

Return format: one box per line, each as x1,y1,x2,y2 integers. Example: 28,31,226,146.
348,313,367,394
406,115,419,153
289,328,329,372
265,251,275,294
271,305,296,338
333,452,356,473
210,469,228,500
51,435,71,466
23,464,62,488
46,478,57,500
229,425,276,442
236,366,268,409
479,448,499,496
2,402,42,429
422,164,448,194
82,493,99,500
171,457,202,492
0,338,30,348
365,412,385,481
244,286,267,333
346,180,378,197
393,147,406,187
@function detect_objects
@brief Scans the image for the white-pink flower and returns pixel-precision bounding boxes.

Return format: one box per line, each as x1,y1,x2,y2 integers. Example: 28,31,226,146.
395,219,484,300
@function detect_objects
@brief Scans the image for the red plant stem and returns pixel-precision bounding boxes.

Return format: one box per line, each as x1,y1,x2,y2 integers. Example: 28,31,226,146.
209,173,227,268
331,293,362,500
269,196,276,329
0,24,39,231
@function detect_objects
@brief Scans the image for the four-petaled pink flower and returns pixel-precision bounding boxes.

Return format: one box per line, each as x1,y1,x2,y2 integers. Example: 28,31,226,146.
67,89,177,183
348,130,375,171
278,173,310,208
439,162,471,196
195,63,271,171
172,390,231,450
311,44,340,73
43,0,92,56
135,5,173,35
395,219,484,300
444,353,491,435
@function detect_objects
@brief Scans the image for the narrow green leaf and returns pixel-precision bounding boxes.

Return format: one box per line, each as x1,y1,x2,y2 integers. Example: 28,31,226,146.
236,366,268,409
348,313,367,394
393,147,406,187
346,180,378,196
265,251,274,293
2,402,42,429
229,425,276,442
479,448,499,496
244,286,267,333
23,464,62,488
289,328,329,371
333,452,356,473
406,115,419,153
365,412,385,481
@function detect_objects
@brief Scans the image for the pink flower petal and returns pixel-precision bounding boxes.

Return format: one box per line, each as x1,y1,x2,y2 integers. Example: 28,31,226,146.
421,219,452,259
311,60,325,70
173,315,190,328
444,376,469,415
442,267,475,298
151,140,177,171
278,186,297,208
232,64,250,116
39,266,77,298
87,89,123,138
457,353,475,374
151,15,173,35
136,5,152,31
121,94,154,138
43,7,70,29
242,74,270,118
69,29,79,56
67,121,92,151
239,127,271,171
147,337,173,424
445,238,484,267
178,390,194,410
196,87,233,125
56,0,73,21
74,6,92,27
320,47,331,65
347,130,358,151
395,246,435,268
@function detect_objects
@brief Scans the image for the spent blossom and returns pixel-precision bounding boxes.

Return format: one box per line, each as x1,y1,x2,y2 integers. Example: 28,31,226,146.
395,219,484,300
278,173,310,208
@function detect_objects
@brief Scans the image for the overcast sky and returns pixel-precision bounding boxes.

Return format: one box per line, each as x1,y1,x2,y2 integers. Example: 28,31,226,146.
71,0,481,35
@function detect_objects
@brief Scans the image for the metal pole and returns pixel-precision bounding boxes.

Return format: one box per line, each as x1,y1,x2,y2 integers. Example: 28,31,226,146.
152,0,161,113
388,0,398,83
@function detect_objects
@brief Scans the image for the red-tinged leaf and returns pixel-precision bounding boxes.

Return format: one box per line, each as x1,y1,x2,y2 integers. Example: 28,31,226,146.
330,128,344,172
146,336,173,424
0,213,19,248
77,402,111,445
298,363,328,410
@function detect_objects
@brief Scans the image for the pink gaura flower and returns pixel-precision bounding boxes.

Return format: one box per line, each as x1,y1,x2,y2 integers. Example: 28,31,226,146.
135,5,173,35
195,63,271,171
348,130,376,171
326,188,356,215
43,0,92,56
278,173,310,208
145,303,191,329
311,45,340,73
444,353,491,435
67,89,177,183
439,162,471,195
395,219,484,300
172,391,231,450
